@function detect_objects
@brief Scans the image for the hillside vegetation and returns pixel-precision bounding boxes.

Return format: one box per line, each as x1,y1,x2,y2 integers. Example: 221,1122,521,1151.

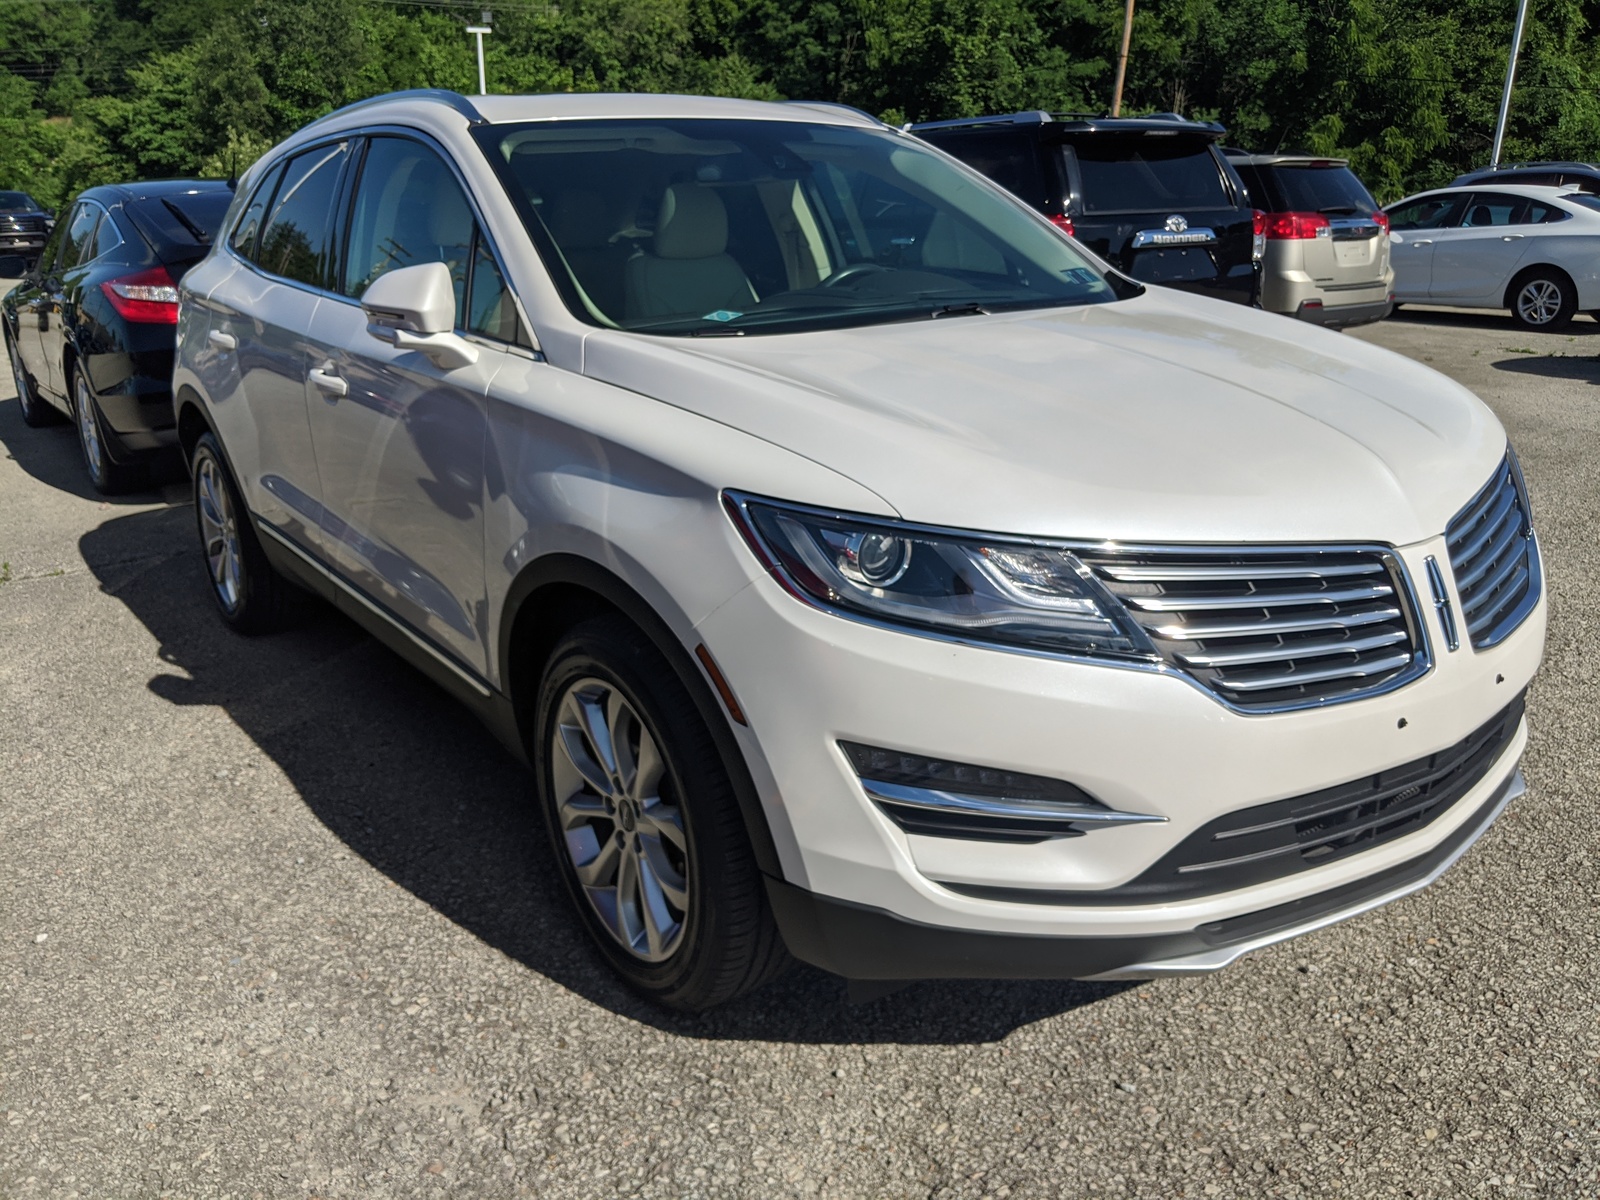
3,0,1598,207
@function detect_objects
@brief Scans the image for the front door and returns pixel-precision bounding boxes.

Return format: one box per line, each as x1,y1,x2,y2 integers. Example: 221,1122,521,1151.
34,201,100,399
302,135,512,676
1385,193,1464,302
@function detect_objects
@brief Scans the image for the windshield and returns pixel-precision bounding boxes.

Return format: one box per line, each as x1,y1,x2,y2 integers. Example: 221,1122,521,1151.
1071,137,1231,214
0,191,41,212
476,118,1119,337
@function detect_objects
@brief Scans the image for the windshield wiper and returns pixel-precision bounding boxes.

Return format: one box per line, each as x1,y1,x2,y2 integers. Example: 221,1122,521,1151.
161,198,210,243
930,302,988,318
1318,205,1358,216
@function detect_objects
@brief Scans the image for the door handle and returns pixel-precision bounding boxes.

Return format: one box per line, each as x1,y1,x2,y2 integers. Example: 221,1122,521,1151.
1411,239,1433,246
1501,234,1524,241
308,366,347,399
207,330,236,351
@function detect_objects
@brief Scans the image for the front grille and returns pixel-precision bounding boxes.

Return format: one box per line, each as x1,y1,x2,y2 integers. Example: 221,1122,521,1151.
1446,458,1539,649
942,691,1525,907
1,216,44,233
1080,545,1427,712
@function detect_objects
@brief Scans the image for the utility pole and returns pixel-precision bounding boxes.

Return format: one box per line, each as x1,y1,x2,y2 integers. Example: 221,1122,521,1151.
467,21,492,96
1490,0,1532,168
1110,0,1135,117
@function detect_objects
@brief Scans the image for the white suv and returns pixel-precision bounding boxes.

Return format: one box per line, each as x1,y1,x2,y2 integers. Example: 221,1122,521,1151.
172,90,1545,1010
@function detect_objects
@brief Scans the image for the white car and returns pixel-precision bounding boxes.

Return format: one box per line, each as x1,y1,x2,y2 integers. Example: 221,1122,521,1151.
172,90,1544,1010
1385,183,1600,329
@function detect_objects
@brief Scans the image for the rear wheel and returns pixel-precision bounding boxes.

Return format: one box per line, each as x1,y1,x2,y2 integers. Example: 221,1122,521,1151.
1509,268,1576,331
6,325,57,428
73,368,142,494
190,431,297,633
534,616,787,1011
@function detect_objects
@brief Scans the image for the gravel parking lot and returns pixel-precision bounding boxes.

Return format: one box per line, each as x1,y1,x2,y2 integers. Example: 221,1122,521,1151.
3,305,1598,1198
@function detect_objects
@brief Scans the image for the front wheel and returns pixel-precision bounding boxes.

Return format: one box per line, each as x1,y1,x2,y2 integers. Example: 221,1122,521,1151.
190,431,297,633
1510,269,1576,331
534,616,787,1010
7,325,57,428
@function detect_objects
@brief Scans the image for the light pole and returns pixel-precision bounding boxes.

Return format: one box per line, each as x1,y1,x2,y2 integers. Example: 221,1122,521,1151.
1110,0,1135,117
1490,0,1532,168
466,24,491,96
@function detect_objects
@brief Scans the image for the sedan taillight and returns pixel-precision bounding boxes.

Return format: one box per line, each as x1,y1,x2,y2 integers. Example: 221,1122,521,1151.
99,265,179,324
1262,212,1332,240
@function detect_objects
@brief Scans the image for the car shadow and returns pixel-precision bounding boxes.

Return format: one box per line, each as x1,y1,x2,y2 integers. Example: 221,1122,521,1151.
1389,306,1600,335
78,503,1130,1044
0,389,182,504
1491,354,1600,384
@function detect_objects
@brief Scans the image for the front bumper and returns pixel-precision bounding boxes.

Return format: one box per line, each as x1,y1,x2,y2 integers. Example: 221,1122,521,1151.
697,532,1544,973
767,768,1522,980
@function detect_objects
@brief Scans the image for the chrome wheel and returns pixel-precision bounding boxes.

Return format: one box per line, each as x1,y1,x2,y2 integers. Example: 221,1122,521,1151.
1516,278,1563,326
74,374,103,481
551,678,690,963
196,455,243,613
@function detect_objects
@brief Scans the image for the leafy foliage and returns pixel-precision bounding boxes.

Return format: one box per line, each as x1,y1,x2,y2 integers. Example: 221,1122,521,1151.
2,0,1598,208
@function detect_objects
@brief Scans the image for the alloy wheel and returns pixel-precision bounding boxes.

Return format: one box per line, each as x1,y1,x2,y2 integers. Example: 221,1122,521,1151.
74,374,104,482
1516,279,1563,326
550,678,690,963
196,455,243,613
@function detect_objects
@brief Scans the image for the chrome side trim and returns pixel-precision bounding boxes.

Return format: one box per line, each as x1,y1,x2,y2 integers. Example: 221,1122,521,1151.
862,778,1166,829
255,523,492,698
1084,769,1524,980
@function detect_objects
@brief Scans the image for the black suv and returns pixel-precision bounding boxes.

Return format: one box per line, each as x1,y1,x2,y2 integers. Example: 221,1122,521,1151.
910,112,1260,305
1451,162,1600,194
0,190,54,272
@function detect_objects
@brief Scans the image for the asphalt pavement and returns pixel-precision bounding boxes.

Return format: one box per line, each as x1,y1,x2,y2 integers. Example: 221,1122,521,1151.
2,305,1597,1198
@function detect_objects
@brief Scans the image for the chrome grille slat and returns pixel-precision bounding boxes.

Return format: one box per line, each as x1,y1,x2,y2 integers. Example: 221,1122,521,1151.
1081,545,1428,712
1445,457,1540,651
1174,627,1409,669
1120,582,1393,612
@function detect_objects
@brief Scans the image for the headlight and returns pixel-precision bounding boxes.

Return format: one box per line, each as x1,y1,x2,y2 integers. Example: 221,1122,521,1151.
724,492,1155,660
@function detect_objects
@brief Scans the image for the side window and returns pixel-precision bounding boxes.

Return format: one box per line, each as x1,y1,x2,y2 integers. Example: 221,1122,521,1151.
1462,192,1528,227
1386,196,1463,231
1522,201,1568,225
57,203,99,270
466,233,522,343
231,161,285,262
92,210,122,260
341,136,473,320
256,142,350,287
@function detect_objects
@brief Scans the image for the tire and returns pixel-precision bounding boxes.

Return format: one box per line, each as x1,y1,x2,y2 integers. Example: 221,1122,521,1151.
1508,268,1576,331
6,324,58,428
190,431,297,633
72,366,143,494
533,615,788,1011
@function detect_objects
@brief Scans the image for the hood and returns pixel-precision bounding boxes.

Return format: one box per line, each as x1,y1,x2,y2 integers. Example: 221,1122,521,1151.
581,290,1505,546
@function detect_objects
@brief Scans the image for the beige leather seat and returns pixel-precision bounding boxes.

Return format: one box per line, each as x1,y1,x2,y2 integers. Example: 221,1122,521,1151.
624,184,757,321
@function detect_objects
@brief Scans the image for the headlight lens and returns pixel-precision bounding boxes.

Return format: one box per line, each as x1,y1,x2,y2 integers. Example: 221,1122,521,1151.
726,493,1155,659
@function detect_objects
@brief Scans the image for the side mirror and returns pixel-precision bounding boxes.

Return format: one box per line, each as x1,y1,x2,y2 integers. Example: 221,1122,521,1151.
361,261,479,371
0,254,30,278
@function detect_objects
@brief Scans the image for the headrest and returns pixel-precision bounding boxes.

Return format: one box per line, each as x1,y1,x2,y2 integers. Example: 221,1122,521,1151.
1467,205,1492,227
654,184,728,260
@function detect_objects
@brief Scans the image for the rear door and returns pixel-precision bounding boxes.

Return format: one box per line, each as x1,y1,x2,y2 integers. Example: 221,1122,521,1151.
202,143,351,561
1427,191,1537,302
1064,135,1255,302
1385,193,1465,300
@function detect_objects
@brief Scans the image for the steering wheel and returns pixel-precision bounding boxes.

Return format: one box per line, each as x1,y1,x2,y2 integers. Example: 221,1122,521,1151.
823,262,891,288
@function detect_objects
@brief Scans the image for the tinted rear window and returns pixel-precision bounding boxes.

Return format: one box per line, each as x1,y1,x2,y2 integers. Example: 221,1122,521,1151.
1071,138,1230,214
1254,164,1379,215
926,131,1051,207
128,191,235,251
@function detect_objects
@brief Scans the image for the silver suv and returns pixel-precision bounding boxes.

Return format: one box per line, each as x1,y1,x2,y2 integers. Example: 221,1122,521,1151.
1227,151,1394,327
172,91,1542,1011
